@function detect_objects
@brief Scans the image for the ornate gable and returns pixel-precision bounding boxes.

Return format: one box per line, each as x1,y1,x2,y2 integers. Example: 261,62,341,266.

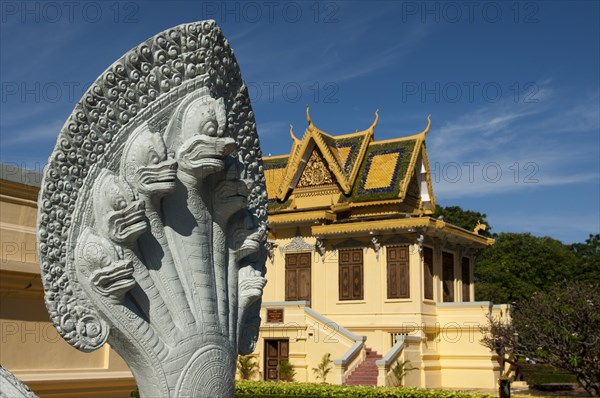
297,148,335,188
274,107,377,201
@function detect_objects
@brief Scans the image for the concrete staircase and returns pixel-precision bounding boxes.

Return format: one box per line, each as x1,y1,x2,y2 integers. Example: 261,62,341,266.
345,347,381,385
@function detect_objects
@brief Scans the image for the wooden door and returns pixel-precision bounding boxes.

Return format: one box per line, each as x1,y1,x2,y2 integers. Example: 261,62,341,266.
264,339,289,381
285,252,311,304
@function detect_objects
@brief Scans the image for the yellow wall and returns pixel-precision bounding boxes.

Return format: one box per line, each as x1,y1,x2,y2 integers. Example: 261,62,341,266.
259,226,499,389
0,179,136,398
1,175,500,393
247,302,363,383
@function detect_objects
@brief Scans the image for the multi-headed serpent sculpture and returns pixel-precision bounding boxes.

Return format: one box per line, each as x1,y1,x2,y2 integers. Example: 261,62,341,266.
37,21,267,398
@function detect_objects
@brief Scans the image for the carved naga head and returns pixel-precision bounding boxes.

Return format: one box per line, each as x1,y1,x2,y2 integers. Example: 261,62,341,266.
121,124,178,198
76,228,135,302
165,89,237,179
93,170,147,246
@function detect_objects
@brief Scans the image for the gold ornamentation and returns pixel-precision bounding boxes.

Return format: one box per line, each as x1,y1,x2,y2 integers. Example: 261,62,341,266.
474,220,487,235
297,150,334,188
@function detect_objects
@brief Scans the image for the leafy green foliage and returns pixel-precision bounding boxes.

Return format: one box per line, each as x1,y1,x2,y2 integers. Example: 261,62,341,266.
475,233,577,303
391,360,418,387
312,353,333,383
479,305,520,379
433,205,492,237
569,234,600,284
511,282,600,396
235,380,500,397
278,359,296,382
237,355,259,380
520,364,577,385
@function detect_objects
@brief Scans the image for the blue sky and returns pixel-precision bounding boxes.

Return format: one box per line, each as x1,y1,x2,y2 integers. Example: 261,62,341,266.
1,1,598,243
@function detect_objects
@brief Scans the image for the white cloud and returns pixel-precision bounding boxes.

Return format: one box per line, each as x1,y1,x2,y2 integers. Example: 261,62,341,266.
426,86,599,200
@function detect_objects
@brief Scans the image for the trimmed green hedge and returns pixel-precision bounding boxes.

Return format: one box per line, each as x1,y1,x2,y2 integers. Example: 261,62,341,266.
234,381,497,398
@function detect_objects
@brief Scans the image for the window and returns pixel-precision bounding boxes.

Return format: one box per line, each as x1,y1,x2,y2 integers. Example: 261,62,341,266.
461,257,471,301
442,252,455,302
387,245,410,299
423,247,434,300
339,249,363,300
285,252,311,303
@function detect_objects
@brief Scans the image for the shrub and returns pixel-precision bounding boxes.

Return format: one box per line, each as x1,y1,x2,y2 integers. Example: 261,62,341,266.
312,353,333,383
235,381,500,397
391,360,418,387
237,355,259,380
278,359,296,382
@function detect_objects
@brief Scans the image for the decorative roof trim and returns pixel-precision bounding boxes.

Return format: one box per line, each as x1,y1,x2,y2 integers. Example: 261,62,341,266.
419,143,436,214
289,124,299,142
397,116,432,202
269,210,336,226
312,217,493,246
312,218,431,236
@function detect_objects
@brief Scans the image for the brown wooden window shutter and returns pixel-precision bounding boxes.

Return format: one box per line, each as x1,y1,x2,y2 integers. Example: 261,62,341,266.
423,247,434,300
387,245,410,299
285,252,311,303
461,257,470,302
442,251,454,302
339,248,363,300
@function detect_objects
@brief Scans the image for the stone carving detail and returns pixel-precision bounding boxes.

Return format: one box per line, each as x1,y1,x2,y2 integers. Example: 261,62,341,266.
371,236,381,261
297,149,334,187
417,234,425,254
315,237,326,263
265,240,277,262
37,21,267,398
0,366,37,398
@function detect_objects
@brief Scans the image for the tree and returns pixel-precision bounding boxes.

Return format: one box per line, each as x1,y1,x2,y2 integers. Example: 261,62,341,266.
237,355,259,380
480,305,520,379
570,234,600,284
312,353,333,383
511,282,600,396
475,232,577,303
434,205,493,237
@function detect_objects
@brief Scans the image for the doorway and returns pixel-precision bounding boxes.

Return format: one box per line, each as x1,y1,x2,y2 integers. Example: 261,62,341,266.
264,339,289,381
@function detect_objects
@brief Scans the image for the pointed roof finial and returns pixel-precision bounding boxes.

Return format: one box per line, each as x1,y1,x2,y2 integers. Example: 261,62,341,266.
289,124,299,142
306,104,314,128
422,114,431,136
369,109,379,131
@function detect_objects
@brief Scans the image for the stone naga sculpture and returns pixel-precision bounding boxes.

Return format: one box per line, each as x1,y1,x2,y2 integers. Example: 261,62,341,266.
37,21,267,398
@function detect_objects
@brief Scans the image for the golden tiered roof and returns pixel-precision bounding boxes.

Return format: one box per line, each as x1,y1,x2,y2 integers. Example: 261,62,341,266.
263,107,435,215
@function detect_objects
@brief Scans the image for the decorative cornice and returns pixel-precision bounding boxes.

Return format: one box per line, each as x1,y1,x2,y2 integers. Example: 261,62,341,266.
278,235,313,255
312,217,493,246
0,180,40,206
269,210,336,226
0,270,43,298
313,218,430,237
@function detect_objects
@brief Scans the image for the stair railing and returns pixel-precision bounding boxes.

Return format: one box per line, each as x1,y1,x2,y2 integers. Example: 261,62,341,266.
376,335,421,386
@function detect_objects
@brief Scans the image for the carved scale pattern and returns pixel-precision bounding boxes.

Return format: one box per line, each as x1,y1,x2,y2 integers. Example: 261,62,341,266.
37,21,267,397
